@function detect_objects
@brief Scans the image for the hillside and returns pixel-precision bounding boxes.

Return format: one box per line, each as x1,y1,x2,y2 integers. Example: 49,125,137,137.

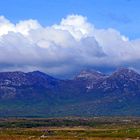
0,68,140,117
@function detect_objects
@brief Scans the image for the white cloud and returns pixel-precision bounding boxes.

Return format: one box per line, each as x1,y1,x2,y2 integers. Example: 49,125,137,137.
0,16,41,36
53,15,94,40
0,16,15,35
0,14,140,77
15,19,41,35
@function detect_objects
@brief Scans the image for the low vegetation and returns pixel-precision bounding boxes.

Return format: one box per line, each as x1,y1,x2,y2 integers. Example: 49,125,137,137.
0,117,139,140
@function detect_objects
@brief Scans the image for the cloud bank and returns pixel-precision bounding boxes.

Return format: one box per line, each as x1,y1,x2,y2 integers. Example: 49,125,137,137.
0,15,140,77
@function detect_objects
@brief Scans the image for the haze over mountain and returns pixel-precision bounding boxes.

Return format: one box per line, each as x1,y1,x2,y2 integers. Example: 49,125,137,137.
0,67,140,117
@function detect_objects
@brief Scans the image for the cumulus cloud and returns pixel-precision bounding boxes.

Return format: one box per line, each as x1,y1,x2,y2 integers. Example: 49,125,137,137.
53,15,94,40
0,14,140,77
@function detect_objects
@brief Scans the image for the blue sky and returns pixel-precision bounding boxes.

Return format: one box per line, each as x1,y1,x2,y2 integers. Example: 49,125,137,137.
0,0,140,39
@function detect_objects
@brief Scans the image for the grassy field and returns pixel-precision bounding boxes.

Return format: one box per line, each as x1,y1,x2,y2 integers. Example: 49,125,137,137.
0,117,139,140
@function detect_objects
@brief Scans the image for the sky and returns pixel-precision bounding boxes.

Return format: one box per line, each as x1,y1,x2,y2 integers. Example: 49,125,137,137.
0,0,140,78
1,0,140,39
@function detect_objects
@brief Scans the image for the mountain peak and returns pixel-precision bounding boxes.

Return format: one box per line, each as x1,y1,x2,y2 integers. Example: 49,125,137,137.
27,71,58,81
112,68,140,78
75,69,106,80
28,71,47,76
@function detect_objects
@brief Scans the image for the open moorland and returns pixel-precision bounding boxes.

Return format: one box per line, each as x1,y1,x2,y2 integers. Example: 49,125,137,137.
0,117,139,140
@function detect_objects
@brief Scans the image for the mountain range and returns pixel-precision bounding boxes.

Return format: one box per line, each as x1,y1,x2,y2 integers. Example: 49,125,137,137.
0,68,140,117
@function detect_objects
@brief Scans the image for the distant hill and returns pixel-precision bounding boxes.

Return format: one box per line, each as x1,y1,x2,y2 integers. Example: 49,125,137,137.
0,68,140,117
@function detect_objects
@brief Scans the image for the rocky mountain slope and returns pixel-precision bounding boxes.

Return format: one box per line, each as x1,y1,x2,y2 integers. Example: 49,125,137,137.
0,68,140,117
